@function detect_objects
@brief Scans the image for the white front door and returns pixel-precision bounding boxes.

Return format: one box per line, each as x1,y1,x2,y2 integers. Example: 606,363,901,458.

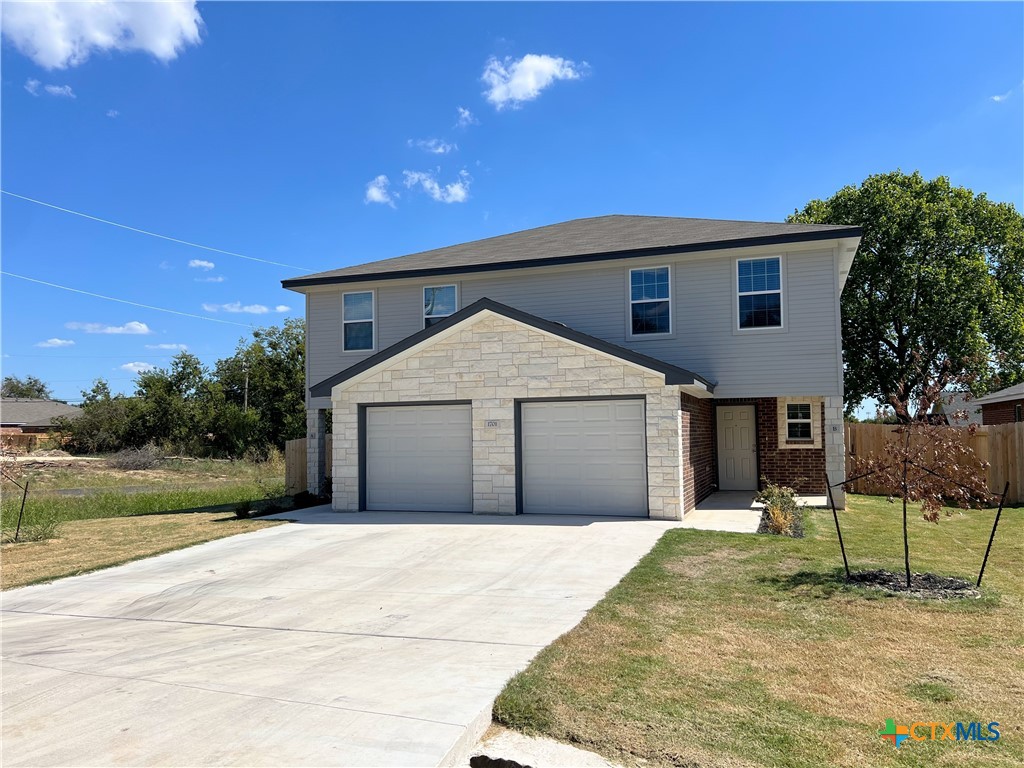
521,399,647,516
717,405,757,490
365,404,473,512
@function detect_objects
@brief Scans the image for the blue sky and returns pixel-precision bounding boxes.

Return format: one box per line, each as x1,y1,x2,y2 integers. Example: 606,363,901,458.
2,1,1022,404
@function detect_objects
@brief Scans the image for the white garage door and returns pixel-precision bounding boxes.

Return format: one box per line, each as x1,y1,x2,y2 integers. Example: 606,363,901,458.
365,405,472,512
521,399,647,516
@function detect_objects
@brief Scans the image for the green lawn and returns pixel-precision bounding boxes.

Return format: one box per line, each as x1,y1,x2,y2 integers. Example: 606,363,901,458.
494,495,1023,768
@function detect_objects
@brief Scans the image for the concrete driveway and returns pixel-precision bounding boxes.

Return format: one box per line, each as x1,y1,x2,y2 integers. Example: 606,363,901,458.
1,507,678,767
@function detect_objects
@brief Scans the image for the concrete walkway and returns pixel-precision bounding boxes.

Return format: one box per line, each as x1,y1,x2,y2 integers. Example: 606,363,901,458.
1,507,679,767
679,491,762,533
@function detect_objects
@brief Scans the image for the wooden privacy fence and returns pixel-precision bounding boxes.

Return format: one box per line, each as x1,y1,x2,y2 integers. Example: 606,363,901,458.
844,422,1023,503
285,435,332,495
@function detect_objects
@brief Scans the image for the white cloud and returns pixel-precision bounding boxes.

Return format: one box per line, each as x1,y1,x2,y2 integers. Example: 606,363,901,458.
403,169,471,204
159,260,172,270
991,90,1012,103
194,275,225,283
455,106,478,127
35,338,75,348
145,343,188,350
482,54,586,110
106,109,119,118
120,362,156,374
202,301,286,315
408,138,457,154
25,77,75,98
66,320,152,335
365,174,397,207
1,0,204,70
188,259,215,270
43,84,75,98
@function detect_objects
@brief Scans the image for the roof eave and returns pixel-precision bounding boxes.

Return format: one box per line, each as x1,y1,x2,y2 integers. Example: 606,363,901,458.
283,227,862,290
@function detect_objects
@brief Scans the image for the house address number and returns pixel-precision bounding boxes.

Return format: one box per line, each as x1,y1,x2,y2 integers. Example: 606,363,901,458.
486,420,499,427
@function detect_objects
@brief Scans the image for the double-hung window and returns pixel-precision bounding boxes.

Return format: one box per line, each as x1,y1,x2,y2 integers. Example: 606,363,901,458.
786,403,812,440
423,285,457,328
737,257,782,329
629,266,671,335
343,291,374,351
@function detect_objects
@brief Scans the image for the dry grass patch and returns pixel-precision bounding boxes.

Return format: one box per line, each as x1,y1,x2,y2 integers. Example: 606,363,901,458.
1,512,283,589
495,496,1023,768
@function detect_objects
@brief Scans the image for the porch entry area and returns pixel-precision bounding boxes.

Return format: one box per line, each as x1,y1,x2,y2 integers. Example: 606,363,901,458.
716,404,757,490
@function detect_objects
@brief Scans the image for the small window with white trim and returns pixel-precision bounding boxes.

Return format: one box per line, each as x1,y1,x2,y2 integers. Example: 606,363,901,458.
786,403,812,440
738,257,782,329
343,291,374,351
423,285,457,328
629,266,671,335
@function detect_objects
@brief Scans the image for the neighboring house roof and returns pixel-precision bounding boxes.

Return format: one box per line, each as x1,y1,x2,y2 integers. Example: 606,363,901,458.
0,398,82,427
932,392,983,425
972,382,1024,407
284,214,861,288
309,297,716,398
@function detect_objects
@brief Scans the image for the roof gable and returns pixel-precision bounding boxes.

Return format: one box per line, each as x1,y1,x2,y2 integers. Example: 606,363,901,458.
284,214,860,289
309,298,715,398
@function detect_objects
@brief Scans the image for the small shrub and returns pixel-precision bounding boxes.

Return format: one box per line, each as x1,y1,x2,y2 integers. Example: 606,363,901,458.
107,445,163,471
292,490,324,509
756,478,800,537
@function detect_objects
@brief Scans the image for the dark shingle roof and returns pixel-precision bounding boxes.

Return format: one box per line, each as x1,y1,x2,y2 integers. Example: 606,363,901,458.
0,398,82,427
309,297,715,398
284,214,860,289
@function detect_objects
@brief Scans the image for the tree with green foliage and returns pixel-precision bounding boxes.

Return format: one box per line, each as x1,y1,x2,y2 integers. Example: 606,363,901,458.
215,318,306,450
789,170,1024,421
57,320,306,458
2,375,53,400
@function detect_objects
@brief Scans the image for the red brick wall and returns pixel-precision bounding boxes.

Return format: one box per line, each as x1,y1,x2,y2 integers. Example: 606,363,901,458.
680,394,714,511
713,397,826,495
982,400,1024,425
758,400,826,494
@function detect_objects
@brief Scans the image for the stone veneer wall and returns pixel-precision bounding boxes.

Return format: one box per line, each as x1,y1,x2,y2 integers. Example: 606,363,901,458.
680,393,715,512
824,395,846,507
305,408,327,495
330,312,691,520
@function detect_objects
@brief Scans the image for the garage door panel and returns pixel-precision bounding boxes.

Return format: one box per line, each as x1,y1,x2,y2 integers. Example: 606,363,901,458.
522,400,647,517
366,405,472,512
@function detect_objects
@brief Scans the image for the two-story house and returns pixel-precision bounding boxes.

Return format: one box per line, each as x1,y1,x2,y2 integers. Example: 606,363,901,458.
283,215,861,519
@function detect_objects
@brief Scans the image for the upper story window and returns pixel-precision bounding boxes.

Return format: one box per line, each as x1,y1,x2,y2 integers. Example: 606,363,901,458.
343,291,374,351
786,403,812,440
629,266,671,335
738,257,782,329
424,285,457,328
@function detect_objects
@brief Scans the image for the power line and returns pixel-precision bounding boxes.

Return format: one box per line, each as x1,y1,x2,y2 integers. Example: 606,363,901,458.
5,353,211,359
1,190,311,271
2,272,255,328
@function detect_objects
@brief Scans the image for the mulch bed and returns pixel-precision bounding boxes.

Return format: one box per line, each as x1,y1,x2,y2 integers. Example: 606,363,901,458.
848,569,980,599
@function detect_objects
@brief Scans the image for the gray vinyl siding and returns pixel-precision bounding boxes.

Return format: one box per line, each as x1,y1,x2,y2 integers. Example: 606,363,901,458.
304,246,843,406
